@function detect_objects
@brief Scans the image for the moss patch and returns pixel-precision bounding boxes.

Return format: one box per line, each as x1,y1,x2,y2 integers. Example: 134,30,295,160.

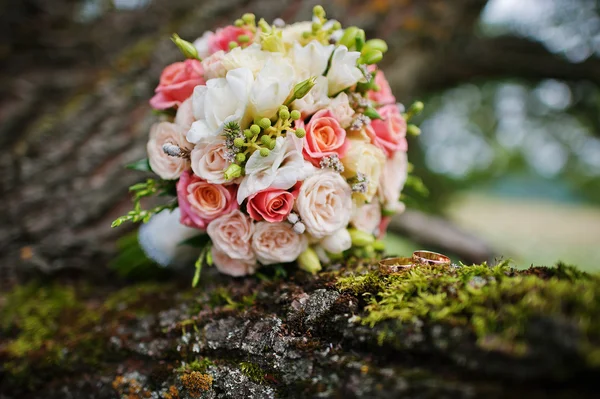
337,262,600,363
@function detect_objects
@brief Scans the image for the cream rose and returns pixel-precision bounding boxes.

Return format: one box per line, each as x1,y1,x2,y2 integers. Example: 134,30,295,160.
190,137,231,184
342,139,386,203
351,202,382,235
378,151,408,213
207,210,255,262
147,122,192,180
296,170,353,239
211,246,258,277
202,50,227,80
251,222,308,265
327,92,354,128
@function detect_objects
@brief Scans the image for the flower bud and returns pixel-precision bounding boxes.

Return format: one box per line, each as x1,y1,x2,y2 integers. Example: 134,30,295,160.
234,19,245,27
363,107,383,120
290,110,301,120
224,163,243,180
359,49,383,65
348,228,375,247
293,76,317,100
339,26,359,48
295,128,306,138
313,5,326,18
171,34,199,60
228,41,239,49
261,30,285,52
372,240,386,251
364,39,388,54
260,148,270,157
312,22,322,32
236,152,246,163
407,101,424,119
233,137,245,148
407,124,421,136
242,13,255,25
298,247,322,274
355,29,365,52
250,124,261,135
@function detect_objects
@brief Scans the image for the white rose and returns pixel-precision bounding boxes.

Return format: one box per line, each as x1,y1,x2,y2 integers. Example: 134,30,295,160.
327,92,354,128
296,170,353,239
327,45,366,95
193,31,214,59
378,151,408,213
248,58,296,119
351,202,382,235
190,137,231,184
292,76,330,117
221,44,271,77
281,22,312,46
187,68,254,144
342,139,386,203
320,228,352,254
252,222,308,265
175,98,195,130
202,50,227,80
147,122,192,180
291,40,334,80
211,246,258,277
207,210,255,262
237,134,315,203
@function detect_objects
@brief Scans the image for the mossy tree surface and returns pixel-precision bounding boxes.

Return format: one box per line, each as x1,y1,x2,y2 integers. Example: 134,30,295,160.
1,262,599,398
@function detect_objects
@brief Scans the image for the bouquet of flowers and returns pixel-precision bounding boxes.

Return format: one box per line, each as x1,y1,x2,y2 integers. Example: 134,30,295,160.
112,6,423,280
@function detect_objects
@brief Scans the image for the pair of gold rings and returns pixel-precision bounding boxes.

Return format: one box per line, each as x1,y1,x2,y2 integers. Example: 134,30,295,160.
379,250,451,274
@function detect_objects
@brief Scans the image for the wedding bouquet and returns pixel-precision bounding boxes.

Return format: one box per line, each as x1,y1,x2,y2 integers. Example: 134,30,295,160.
112,6,423,280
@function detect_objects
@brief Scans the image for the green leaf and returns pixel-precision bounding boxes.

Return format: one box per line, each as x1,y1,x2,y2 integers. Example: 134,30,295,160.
126,158,152,172
192,243,212,288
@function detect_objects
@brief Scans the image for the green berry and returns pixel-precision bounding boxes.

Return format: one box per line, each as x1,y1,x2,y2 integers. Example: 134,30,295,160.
260,148,270,157
332,21,342,31
268,140,276,150
279,105,288,112
244,129,253,139
236,152,246,163
278,109,290,120
312,22,322,32
238,34,250,43
250,124,261,135
290,110,301,120
228,41,238,49
233,137,245,148
234,19,244,27
295,128,306,138
313,5,325,18
260,135,271,145
258,117,271,129
242,13,255,24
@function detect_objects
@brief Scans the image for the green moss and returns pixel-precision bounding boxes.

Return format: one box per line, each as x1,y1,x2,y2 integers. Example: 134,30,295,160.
176,358,215,374
209,287,256,311
104,282,172,313
336,262,600,363
239,361,267,384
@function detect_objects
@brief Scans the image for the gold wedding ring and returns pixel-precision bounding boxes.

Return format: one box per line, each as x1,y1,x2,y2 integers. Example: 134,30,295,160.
412,250,451,266
379,257,414,274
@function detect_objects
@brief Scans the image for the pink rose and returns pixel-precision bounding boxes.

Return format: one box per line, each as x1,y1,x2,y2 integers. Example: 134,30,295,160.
207,209,255,264
211,246,257,277
368,104,408,157
246,185,299,223
299,109,350,166
368,68,396,106
177,171,237,229
378,216,392,239
150,60,205,110
208,26,254,54
252,222,308,265
174,98,195,130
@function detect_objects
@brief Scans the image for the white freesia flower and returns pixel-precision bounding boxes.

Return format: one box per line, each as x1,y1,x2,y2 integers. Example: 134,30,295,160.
248,58,296,119
221,44,271,77
320,228,352,254
237,134,315,204
291,40,334,80
292,76,330,117
328,92,354,128
187,68,254,144
193,31,214,59
327,45,366,95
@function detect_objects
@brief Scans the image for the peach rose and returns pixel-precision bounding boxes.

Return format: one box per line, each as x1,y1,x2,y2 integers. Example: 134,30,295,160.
368,69,396,106
174,98,195,130
369,104,408,157
378,151,408,213
190,137,231,185
208,26,254,54
207,209,255,262
246,186,298,223
211,246,257,277
296,170,353,239
147,122,192,180
177,171,238,229
351,202,382,235
150,60,205,110
252,222,308,265
298,109,350,166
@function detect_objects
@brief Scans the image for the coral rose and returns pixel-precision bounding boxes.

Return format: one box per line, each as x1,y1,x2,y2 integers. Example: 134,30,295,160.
211,246,257,277
147,122,192,180
207,209,255,263
252,222,308,265
369,104,408,157
296,170,353,239
368,69,396,106
150,59,205,110
246,186,298,223
177,171,237,229
208,26,254,54
299,109,350,166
